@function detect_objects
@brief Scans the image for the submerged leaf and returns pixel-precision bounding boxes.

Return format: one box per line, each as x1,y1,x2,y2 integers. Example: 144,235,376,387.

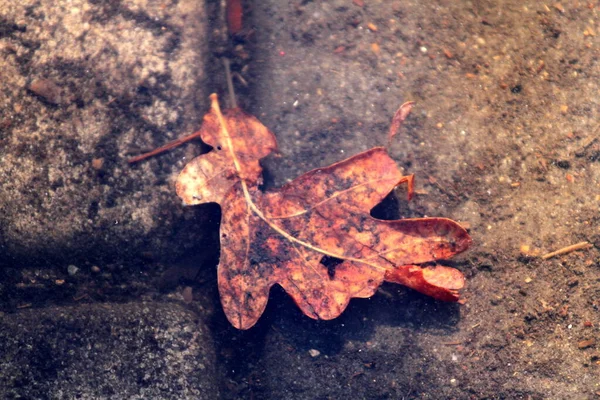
388,101,415,145
177,94,471,329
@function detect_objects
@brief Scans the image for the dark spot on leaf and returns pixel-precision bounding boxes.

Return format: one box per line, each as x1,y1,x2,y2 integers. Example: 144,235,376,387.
320,255,344,279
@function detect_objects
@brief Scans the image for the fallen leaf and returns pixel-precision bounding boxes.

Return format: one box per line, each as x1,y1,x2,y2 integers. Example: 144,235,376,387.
388,101,415,146
175,94,471,329
226,0,243,35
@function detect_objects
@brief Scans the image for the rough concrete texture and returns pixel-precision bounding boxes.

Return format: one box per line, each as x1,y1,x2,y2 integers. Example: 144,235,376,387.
0,0,212,265
1,0,600,399
0,302,217,399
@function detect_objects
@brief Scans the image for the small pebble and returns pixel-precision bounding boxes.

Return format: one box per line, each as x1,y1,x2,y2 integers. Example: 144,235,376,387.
371,43,380,55
91,158,104,170
29,78,62,104
578,338,596,349
182,286,194,304
308,349,320,357
67,264,79,276
91,265,101,273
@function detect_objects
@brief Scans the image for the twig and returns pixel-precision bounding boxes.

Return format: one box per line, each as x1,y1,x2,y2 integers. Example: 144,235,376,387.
129,58,238,164
223,58,237,109
541,241,592,260
127,130,202,164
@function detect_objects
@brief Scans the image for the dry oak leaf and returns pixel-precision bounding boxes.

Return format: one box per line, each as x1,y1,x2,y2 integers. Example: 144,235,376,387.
177,94,471,329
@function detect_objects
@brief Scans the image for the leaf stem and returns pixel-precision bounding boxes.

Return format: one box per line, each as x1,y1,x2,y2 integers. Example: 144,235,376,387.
223,58,237,109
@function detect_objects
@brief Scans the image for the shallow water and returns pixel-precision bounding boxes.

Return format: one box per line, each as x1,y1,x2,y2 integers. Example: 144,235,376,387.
1,0,599,398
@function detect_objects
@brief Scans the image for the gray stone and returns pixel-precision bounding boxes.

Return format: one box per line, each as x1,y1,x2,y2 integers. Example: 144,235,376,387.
0,302,217,399
67,264,79,276
0,0,213,266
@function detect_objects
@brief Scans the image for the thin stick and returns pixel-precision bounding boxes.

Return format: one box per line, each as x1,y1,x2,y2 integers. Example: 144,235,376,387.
541,241,592,260
129,58,238,164
128,130,202,164
223,58,237,109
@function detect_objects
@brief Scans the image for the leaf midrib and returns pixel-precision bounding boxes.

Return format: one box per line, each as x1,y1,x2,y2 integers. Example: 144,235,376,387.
211,97,387,274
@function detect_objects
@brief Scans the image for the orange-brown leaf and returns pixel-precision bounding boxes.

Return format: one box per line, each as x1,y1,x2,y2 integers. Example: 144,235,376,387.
177,94,471,329
388,101,415,145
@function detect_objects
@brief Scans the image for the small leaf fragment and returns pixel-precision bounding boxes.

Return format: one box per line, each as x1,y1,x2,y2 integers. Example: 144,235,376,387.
388,101,415,145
